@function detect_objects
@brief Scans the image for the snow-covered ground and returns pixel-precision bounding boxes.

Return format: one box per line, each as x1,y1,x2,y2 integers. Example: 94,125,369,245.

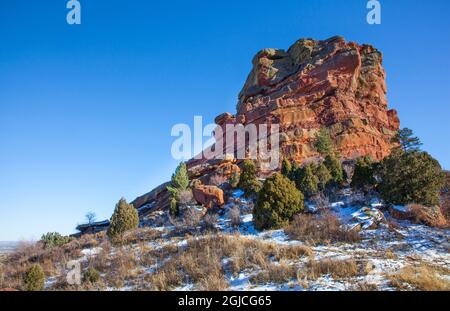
43,189,450,291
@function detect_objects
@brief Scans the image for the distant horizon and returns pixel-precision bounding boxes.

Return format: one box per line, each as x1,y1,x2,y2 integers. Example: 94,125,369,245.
1,0,449,240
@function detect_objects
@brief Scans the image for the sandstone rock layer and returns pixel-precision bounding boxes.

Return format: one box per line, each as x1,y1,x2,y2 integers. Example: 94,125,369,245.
210,36,400,168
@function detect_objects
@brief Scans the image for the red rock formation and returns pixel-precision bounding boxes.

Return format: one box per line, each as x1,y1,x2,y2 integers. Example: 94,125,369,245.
133,36,401,212
190,36,400,174
192,185,225,208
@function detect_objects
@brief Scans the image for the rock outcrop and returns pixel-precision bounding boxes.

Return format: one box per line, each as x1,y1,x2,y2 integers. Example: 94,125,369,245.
133,36,401,213
192,184,225,208
190,36,400,174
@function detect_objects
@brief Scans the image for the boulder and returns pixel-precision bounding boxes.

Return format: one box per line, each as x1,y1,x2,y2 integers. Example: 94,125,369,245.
192,185,225,208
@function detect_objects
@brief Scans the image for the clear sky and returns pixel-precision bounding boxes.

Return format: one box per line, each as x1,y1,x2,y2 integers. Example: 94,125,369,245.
1,0,449,241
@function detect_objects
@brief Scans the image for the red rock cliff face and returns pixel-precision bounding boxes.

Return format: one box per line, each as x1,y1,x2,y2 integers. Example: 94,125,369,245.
200,36,400,170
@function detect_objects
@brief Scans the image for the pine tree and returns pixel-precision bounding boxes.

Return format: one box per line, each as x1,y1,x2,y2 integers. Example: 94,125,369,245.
315,162,332,191
324,153,344,185
167,162,190,215
24,264,45,291
297,164,319,197
238,159,262,197
378,151,445,206
107,198,139,243
167,162,189,197
253,173,304,230
392,128,423,152
351,156,376,192
314,128,334,156
281,159,292,178
289,161,300,182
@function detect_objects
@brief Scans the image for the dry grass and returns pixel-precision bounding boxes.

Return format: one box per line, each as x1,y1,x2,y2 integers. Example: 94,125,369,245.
302,258,361,280
147,234,312,291
285,212,361,246
388,264,450,291
250,261,298,284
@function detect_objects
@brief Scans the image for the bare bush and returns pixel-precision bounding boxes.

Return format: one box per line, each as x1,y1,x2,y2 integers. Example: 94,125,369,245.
310,193,330,210
228,206,241,228
285,212,361,246
202,213,218,232
182,207,203,230
178,190,194,206
209,174,228,187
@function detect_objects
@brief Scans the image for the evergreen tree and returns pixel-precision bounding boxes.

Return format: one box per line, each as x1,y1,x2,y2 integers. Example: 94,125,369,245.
238,159,262,197
107,198,139,243
378,150,445,206
351,156,376,192
315,162,332,191
289,161,300,182
24,264,45,291
166,162,190,215
392,128,423,152
314,128,334,156
281,158,292,178
167,162,189,197
253,173,304,230
324,153,344,185
297,164,319,197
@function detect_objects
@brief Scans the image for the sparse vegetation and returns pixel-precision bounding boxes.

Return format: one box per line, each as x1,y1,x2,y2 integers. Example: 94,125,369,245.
83,267,100,284
40,232,72,249
285,212,361,246
388,264,450,291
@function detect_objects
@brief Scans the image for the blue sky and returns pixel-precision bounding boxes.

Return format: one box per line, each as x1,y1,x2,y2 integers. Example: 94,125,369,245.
0,0,449,241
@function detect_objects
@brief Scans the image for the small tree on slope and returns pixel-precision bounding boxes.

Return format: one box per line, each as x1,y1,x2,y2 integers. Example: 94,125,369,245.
253,173,304,230
107,198,139,243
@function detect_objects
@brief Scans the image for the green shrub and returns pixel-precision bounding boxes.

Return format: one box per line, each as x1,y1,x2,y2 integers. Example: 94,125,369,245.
351,156,377,192
324,153,344,185
24,264,45,291
238,159,262,197
83,268,100,284
378,151,445,206
229,170,241,189
167,162,190,215
107,198,139,243
296,164,319,197
315,162,332,191
281,159,292,178
40,232,72,249
253,173,304,230
314,128,334,156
